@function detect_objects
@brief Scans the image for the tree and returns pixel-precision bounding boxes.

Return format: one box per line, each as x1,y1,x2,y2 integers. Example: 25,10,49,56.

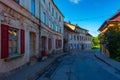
102,22,120,59
92,36,100,49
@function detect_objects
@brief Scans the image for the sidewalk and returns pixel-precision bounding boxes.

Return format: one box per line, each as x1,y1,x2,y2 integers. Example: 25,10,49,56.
2,52,68,80
94,51,120,72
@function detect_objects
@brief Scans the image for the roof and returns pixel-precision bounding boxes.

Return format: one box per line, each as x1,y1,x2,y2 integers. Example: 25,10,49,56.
76,26,88,31
64,22,88,32
98,10,120,31
64,22,76,32
64,22,76,30
86,33,92,37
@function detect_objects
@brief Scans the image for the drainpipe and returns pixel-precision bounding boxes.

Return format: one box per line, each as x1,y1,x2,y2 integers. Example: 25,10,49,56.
38,0,42,61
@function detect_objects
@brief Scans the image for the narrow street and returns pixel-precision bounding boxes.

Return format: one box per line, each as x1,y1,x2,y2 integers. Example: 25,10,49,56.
36,50,120,80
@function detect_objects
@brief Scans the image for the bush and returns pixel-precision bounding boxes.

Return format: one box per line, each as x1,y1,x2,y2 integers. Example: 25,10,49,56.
92,36,100,49
115,56,120,62
92,46,100,49
102,22,120,59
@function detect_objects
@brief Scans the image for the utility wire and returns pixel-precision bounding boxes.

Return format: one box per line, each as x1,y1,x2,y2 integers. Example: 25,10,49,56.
75,14,112,21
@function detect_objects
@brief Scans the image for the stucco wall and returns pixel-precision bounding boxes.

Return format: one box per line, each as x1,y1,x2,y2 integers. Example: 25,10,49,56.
0,1,39,73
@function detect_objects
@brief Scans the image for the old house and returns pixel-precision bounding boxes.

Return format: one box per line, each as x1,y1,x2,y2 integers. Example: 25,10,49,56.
0,0,64,75
64,22,92,52
0,0,40,74
98,10,120,56
40,0,64,55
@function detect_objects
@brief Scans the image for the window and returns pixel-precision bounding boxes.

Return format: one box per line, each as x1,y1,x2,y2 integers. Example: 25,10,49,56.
43,0,45,3
56,39,62,49
71,35,72,40
58,27,60,32
52,8,54,16
56,26,58,32
48,2,51,11
43,12,46,24
59,16,61,22
59,27,61,33
31,0,35,15
79,36,81,41
77,36,79,40
48,19,52,29
56,12,58,19
74,44,76,49
52,22,54,30
1,24,25,59
9,28,19,56
50,20,52,29
74,35,76,40
15,0,19,3
30,32,36,54
70,44,73,49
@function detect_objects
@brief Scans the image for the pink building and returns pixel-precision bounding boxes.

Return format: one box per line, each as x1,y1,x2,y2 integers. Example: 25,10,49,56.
0,0,40,76
0,0,64,77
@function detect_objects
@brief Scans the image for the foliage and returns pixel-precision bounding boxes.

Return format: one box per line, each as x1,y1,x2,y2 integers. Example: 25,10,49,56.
102,22,120,59
92,36,100,49
115,56,120,62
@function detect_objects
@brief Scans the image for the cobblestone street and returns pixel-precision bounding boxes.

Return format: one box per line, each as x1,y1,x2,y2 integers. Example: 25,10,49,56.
37,50,120,80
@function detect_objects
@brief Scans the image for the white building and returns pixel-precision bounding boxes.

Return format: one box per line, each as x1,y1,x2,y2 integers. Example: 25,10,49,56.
40,0,64,55
64,22,92,52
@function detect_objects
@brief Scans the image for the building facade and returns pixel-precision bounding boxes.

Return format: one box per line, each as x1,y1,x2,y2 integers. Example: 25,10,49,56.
0,0,64,75
98,10,120,56
40,0,64,55
0,0,40,74
64,22,92,52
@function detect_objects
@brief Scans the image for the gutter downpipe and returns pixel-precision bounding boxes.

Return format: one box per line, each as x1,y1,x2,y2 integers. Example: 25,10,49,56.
38,0,42,61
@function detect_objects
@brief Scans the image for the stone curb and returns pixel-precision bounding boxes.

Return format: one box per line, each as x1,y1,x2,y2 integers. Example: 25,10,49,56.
94,53,120,72
1,53,68,80
27,53,68,80
27,59,54,80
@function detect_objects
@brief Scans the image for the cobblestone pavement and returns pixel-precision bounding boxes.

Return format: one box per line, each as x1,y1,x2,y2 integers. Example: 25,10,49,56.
36,50,120,80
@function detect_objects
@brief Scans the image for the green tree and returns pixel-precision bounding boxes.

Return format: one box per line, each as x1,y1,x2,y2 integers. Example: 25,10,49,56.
92,36,100,49
102,22,120,59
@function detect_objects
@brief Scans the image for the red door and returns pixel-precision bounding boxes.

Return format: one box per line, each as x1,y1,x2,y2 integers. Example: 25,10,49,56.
41,36,46,56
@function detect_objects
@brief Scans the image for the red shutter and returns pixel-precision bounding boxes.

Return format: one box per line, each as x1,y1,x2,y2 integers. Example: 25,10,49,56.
42,36,46,50
20,29,25,54
1,24,9,59
42,36,46,56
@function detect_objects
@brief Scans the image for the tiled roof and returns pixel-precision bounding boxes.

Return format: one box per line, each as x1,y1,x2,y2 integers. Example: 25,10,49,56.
98,10,120,31
86,33,92,37
64,22,76,32
64,22,88,32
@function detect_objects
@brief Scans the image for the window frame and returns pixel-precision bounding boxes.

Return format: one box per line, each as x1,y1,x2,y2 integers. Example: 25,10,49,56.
8,27,19,57
30,0,35,15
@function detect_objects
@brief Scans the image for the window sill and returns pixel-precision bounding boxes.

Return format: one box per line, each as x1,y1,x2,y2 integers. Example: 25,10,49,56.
4,54,23,62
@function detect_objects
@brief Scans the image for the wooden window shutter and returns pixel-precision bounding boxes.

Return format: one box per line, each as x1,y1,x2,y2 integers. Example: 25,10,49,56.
1,24,9,59
20,29,25,54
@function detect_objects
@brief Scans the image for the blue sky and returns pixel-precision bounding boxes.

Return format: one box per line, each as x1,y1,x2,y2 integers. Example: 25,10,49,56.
54,0,120,36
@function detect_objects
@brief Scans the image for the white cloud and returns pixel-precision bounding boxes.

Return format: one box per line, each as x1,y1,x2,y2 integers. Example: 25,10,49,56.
70,0,81,4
